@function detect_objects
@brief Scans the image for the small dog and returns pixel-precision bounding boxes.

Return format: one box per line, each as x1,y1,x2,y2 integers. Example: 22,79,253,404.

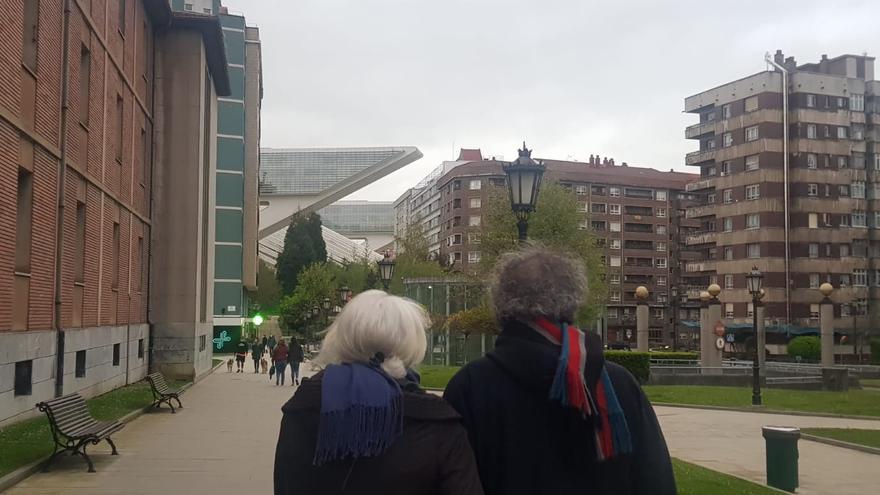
260,358,268,374
227,358,234,373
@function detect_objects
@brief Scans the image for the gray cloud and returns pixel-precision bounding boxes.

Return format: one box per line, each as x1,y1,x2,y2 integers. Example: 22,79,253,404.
226,0,880,200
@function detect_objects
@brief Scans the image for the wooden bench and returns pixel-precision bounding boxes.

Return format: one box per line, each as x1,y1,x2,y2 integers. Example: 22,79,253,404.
36,394,123,473
145,372,183,413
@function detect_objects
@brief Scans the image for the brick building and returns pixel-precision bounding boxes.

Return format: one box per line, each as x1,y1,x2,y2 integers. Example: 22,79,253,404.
0,1,232,425
398,149,701,347
684,51,880,352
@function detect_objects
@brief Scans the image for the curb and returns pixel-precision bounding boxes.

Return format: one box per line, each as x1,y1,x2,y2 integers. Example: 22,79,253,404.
653,402,880,422
801,433,880,455
0,381,194,494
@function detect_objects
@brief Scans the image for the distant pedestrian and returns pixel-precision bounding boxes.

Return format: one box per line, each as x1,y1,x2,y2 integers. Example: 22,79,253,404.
444,248,676,495
287,339,304,386
262,336,269,355
251,339,264,373
273,339,289,386
234,339,248,373
267,335,277,359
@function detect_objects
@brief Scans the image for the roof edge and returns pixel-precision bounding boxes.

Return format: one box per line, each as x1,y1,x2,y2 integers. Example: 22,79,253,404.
165,12,231,97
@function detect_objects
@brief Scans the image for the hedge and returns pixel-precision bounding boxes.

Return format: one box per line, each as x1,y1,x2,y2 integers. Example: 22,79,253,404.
648,352,698,361
788,336,821,362
605,351,650,382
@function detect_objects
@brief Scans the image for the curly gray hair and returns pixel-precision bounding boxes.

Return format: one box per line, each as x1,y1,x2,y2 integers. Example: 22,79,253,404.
490,247,587,324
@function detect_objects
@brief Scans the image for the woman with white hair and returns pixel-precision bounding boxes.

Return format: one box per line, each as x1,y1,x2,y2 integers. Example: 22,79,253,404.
273,290,483,495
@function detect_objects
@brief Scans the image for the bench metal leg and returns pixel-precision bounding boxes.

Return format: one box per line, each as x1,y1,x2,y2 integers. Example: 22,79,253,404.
174,396,183,409
106,437,119,455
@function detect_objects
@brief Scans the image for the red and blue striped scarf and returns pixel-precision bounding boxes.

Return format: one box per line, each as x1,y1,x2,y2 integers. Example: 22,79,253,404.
528,317,632,461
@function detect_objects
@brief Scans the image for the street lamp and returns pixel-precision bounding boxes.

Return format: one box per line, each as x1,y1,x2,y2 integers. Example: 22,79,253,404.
746,266,764,406
338,286,351,305
377,251,396,290
503,142,545,242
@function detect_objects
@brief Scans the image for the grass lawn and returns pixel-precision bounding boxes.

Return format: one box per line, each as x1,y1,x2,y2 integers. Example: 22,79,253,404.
418,365,461,389
861,378,880,388
0,380,187,478
673,459,778,495
644,385,880,417
801,428,880,449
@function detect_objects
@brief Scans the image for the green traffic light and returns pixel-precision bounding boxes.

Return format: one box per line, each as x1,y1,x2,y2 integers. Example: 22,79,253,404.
253,314,264,326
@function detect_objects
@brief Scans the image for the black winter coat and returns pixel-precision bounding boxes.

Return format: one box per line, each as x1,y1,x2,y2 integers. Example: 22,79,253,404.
444,321,676,495
274,372,484,495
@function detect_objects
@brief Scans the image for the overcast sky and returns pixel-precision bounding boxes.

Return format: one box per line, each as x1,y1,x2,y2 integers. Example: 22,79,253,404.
225,0,879,202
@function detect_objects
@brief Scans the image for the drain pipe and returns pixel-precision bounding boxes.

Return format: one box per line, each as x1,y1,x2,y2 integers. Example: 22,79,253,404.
54,0,73,397
765,52,791,327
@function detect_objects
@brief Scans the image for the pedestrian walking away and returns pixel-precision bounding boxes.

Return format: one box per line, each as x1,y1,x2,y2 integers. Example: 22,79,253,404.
444,248,676,495
262,335,269,355
267,335,277,359
251,339,264,373
234,339,248,373
274,290,482,495
288,338,304,386
273,339,289,386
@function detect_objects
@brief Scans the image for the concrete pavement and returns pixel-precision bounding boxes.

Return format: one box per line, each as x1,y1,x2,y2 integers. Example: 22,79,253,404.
656,405,880,495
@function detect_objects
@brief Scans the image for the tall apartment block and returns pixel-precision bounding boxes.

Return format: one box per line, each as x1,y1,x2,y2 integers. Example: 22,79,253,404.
684,51,879,346
395,150,701,347
0,0,231,424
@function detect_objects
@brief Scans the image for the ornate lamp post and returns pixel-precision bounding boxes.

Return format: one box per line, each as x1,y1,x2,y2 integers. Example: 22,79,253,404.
746,266,764,406
338,286,351,306
503,142,545,243
377,251,396,290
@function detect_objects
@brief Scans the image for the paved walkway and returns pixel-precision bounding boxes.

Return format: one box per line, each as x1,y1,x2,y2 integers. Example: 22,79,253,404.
656,406,880,495
7,360,312,495
7,364,880,494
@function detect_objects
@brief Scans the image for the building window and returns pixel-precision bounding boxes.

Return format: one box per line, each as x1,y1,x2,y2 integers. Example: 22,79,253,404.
808,213,818,229
575,185,587,195
805,153,817,169
852,211,867,227
741,155,759,172
837,127,847,139
852,181,865,199
745,96,759,112
745,126,759,142
840,244,850,257
655,275,666,286
723,189,732,204
468,251,481,263
112,343,121,366
656,208,666,218
118,0,126,34
199,335,206,351
745,184,760,200
806,94,816,107
468,216,481,227
722,104,731,119
851,94,865,111
807,183,818,196
578,219,588,230
809,243,819,258
591,202,606,214
16,169,34,275
656,258,667,268
610,274,620,285
706,166,717,177
841,303,851,317
656,225,667,235
747,243,760,258
111,223,120,289
746,213,760,230
721,161,731,175
809,304,820,319
79,45,91,124
609,187,620,197
838,156,848,169
610,239,621,250
853,152,865,169
723,274,734,289
809,273,820,289
807,124,817,139
609,222,621,233
203,7,212,13
14,360,33,397
609,204,621,215
607,307,619,318
138,338,145,359
469,197,481,209
610,291,621,302
469,179,481,190
722,133,733,147
610,256,621,267
22,0,40,71
854,269,868,287
75,350,86,378
747,302,754,318
655,190,667,201
840,274,850,287
839,185,849,197
115,95,124,162
653,308,665,319
725,303,734,318
468,232,481,244
724,247,734,260
707,193,716,203
656,241,666,252
840,213,851,228
723,218,733,232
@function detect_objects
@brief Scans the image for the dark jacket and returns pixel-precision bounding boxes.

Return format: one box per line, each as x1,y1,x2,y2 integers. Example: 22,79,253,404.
287,342,305,363
444,321,676,495
251,342,264,358
274,371,483,495
273,344,289,363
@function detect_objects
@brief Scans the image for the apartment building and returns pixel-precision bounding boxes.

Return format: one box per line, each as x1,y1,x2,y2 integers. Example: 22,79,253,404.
684,51,879,345
412,151,700,347
0,1,230,425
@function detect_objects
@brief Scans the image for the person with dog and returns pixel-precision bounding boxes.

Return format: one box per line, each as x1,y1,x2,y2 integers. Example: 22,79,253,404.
251,339,264,373
274,290,482,494
287,338,304,386
273,339,289,386
234,339,248,373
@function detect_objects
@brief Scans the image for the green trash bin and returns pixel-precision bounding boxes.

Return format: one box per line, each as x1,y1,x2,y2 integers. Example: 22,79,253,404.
762,426,800,492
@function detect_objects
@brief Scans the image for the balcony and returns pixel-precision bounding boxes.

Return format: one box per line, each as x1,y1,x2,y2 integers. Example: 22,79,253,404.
685,120,716,139
685,179,713,192
685,261,715,273
685,149,716,166
685,204,716,219
685,231,716,246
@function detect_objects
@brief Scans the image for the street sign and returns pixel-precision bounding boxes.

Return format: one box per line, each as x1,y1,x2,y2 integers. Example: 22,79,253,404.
726,333,735,343
715,337,725,350
714,321,725,337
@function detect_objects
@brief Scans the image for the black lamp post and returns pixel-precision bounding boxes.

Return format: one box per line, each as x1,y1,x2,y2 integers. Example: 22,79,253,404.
378,251,396,290
503,142,545,243
746,266,764,406
338,286,351,305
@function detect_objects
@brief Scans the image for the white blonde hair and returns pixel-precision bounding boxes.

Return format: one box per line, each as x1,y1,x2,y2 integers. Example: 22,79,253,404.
315,290,428,378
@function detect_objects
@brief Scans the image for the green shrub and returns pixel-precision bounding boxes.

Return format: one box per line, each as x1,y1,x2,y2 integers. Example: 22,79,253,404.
649,352,698,361
787,336,821,362
605,351,650,382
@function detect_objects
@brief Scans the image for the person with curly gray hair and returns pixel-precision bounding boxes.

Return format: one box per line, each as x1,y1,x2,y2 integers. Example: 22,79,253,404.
444,247,676,495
